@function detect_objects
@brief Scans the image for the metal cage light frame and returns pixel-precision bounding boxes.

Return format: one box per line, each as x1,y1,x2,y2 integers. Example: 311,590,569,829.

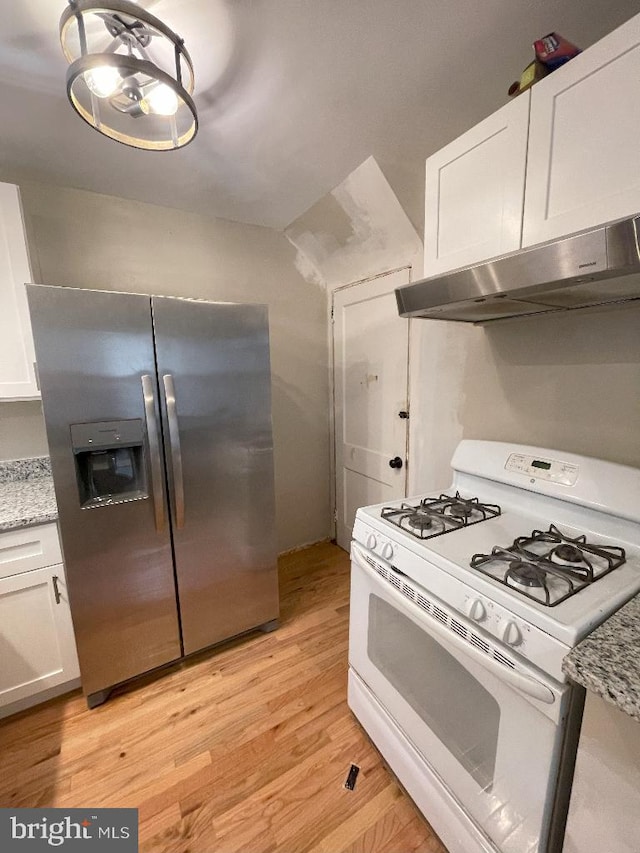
60,0,198,150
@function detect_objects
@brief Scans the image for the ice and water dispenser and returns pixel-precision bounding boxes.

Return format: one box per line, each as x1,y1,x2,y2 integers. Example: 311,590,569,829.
71,419,148,507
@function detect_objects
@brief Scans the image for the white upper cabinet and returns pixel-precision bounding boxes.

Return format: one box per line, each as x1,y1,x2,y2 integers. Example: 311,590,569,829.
523,13,640,247
0,182,39,400
423,12,640,272
423,93,530,277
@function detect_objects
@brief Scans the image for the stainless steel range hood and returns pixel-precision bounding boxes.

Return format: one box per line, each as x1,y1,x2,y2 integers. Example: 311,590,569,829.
396,214,640,323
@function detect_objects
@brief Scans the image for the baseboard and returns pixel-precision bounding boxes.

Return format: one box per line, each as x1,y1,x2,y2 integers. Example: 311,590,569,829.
0,678,82,721
278,537,332,557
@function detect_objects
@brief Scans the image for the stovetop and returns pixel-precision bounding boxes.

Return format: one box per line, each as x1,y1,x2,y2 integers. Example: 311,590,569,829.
380,491,501,540
378,490,630,608
354,494,640,648
470,524,626,607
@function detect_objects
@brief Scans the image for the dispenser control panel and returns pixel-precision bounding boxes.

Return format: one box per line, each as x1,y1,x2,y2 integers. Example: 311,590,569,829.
70,419,147,508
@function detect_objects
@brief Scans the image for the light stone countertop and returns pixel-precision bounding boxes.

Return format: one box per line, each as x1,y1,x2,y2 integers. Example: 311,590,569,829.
0,457,58,532
563,594,640,723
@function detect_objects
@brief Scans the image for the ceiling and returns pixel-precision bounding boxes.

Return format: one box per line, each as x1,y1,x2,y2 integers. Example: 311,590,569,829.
1,0,638,231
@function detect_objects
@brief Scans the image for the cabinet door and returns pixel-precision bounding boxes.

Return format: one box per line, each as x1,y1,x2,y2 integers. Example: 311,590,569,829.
523,13,640,247
0,183,39,400
423,93,530,276
0,523,62,580
0,564,80,708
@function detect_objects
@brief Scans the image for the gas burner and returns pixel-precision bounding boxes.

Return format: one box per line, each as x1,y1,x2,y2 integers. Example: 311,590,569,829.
553,544,583,562
550,543,586,567
471,525,627,607
507,561,545,588
407,512,436,531
381,492,501,541
380,503,448,539
421,491,501,524
443,500,476,522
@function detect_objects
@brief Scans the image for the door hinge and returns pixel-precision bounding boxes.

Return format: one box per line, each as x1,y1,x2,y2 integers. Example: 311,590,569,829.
333,506,337,523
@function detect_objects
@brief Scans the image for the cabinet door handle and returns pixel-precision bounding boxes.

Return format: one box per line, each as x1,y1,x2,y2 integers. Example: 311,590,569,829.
52,575,61,604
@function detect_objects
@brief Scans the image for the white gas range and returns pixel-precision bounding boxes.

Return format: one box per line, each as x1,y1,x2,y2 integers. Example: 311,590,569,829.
347,440,640,853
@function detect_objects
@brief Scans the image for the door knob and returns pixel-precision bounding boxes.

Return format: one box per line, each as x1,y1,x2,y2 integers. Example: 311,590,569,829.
389,457,403,469
398,410,409,419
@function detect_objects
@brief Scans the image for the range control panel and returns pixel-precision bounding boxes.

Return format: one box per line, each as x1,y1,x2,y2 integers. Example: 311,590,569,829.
505,453,579,486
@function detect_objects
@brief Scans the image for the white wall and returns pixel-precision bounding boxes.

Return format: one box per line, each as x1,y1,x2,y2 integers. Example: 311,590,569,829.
0,401,49,460
409,302,640,492
0,181,330,553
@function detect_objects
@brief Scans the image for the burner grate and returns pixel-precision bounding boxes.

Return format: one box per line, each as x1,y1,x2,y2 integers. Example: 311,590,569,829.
381,491,501,541
471,524,627,606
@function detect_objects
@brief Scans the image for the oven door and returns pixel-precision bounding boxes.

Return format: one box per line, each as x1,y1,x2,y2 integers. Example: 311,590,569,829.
349,542,571,853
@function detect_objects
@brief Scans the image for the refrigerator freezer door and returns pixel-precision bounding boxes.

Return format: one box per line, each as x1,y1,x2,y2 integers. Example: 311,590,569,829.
26,285,182,697
152,297,279,655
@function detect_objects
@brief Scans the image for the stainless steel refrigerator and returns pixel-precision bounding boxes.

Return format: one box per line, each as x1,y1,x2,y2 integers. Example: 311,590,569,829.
27,285,279,708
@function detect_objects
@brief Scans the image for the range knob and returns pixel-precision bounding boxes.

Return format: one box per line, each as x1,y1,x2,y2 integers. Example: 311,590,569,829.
501,620,523,646
366,532,378,551
466,598,487,622
381,542,394,561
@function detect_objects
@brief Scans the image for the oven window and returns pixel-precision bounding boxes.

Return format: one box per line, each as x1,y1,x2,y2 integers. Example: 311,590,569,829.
368,594,500,789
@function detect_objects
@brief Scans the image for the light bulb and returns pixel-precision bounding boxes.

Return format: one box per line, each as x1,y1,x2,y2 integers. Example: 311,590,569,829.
84,65,121,98
141,83,179,117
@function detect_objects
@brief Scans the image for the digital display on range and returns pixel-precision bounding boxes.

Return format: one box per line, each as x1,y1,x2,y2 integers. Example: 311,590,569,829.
531,460,552,470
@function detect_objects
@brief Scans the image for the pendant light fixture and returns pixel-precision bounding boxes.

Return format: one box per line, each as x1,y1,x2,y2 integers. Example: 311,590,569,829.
60,0,198,151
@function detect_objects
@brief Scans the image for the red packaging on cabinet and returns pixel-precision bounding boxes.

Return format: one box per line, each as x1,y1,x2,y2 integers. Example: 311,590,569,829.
534,32,581,69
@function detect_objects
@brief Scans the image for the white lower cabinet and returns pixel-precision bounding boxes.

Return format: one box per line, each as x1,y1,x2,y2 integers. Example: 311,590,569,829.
0,524,80,717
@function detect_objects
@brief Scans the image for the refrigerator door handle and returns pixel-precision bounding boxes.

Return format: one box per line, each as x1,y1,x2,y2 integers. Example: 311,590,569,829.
141,374,166,532
163,374,185,529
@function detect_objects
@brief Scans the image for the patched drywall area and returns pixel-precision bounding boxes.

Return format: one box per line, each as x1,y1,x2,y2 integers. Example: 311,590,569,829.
285,156,423,289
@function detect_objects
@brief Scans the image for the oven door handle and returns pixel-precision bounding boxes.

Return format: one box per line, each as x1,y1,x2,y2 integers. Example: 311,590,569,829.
351,543,557,706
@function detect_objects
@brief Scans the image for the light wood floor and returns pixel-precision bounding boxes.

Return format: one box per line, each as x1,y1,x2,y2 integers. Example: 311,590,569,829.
0,542,446,853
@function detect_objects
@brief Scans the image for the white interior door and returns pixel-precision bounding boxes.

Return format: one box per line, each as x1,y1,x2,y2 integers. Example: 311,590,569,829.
333,268,410,551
